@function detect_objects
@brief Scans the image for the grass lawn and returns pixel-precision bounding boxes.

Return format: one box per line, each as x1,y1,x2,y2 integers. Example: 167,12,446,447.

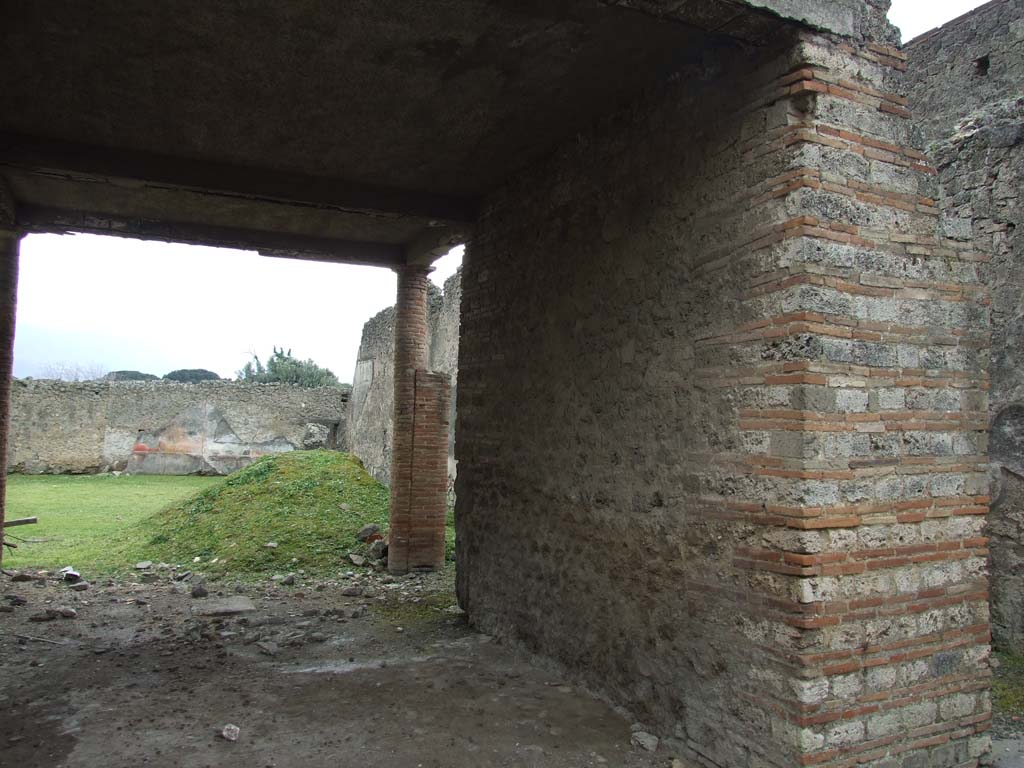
3,474,220,573
2,451,455,579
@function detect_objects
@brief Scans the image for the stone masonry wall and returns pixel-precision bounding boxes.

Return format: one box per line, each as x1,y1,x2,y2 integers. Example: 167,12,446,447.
347,269,460,488
907,0,1024,651
456,16,991,768
8,379,349,475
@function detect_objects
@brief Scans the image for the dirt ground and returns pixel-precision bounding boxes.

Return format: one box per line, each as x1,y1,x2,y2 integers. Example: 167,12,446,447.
0,566,674,768
2,566,1021,768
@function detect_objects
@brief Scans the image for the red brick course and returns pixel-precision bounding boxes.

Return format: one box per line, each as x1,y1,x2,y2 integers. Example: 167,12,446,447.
388,265,451,573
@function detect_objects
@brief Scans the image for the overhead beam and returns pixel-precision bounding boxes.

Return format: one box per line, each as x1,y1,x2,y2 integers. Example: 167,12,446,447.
17,204,405,267
0,132,479,224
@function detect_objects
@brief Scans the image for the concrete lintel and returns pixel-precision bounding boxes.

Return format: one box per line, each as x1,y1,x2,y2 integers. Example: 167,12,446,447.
18,204,405,268
739,0,857,38
602,0,860,39
0,132,479,224
404,226,470,266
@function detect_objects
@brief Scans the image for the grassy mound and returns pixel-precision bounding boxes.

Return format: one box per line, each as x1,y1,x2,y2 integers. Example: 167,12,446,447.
133,451,391,576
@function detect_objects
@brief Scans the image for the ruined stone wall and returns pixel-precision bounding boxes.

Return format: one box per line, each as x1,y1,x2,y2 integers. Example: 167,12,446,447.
8,379,349,475
907,0,1024,652
347,270,460,487
906,0,1024,141
457,19,990,768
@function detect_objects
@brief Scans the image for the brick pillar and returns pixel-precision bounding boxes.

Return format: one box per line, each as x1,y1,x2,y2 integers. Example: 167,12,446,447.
456,25,991,768
388,264,450,573
0,226,20,565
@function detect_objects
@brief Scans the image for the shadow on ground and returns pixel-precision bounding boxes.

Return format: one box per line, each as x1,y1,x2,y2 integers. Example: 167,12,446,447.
1,568,670,768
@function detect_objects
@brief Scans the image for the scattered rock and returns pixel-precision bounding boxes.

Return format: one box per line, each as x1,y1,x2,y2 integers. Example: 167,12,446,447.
348,554,367,567
281,574,296,586
58,607,77,619
257,641,279,657
264,542,278,549
173,571,192,582
191,582,209,599
9,573,34,583
191,596,257,617
4,595,27,606
29,610,59,622
340,503,351,511
368,540,388,560
135,561,153,570
69,581,90,592
220,723,240,742
630,731,659,752
309,632,328,643
341,585,363,597
355,524,379,542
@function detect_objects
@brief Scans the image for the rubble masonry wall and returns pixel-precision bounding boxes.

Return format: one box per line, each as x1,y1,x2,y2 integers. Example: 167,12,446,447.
906,0,1024,652
7,379,348,475
456,20,991,768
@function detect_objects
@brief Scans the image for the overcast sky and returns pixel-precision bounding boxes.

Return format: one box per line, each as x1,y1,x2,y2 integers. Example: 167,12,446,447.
10,0,987,383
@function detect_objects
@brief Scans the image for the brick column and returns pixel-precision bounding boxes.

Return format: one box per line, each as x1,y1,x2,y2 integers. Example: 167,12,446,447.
0,226,20,564
388,264,449,573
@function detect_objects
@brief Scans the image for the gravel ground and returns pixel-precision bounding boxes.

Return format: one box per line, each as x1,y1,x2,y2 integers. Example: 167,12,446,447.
2,564,1019,767
0,566,674,768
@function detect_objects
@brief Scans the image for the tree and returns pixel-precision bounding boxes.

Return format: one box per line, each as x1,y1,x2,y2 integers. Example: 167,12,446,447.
163,368,221,383
104,370,158,381
236,347,339,388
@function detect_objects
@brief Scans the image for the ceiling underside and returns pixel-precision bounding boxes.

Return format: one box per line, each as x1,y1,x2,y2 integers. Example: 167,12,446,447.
0,0,796,265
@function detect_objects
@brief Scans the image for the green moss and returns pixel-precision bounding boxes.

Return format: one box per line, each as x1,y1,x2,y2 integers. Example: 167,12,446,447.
445,504,456,562
994,651,1024,717
375,588,458,627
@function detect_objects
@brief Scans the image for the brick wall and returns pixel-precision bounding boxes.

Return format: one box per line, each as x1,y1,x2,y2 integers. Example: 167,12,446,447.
456,21,990,768
347,270,460,488
387,266,451,573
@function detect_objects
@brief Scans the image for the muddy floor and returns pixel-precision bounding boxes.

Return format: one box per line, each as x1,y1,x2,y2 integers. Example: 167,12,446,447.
2,567,1021,768
0,567,675,768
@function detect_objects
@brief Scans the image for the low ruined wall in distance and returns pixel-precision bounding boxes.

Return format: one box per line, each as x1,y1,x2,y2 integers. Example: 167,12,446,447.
8,379,349,475
347,269,460,488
